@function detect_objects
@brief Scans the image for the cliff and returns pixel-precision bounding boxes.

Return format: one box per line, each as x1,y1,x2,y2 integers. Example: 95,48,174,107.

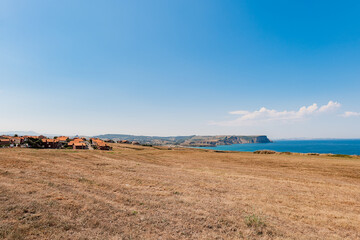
180,135,271,147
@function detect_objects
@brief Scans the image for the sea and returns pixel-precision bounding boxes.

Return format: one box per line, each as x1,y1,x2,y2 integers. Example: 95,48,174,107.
198,139,360,155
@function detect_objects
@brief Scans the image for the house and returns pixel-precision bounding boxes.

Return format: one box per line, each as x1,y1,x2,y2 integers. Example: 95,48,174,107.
97,142,112,150
90,138,100,144
10,137,23,145
91,139,102,145
91,139,112,150
41,139,60,149
67,141,75,147
73,142,88,150
0,139,11,147
57,136,69,142
73,137,86,142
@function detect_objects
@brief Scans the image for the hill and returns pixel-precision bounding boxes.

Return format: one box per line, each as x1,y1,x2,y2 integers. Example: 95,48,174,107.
94,134,271,146
0,131,39,136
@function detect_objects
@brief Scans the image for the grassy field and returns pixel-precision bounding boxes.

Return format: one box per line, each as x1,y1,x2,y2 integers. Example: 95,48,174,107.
1,144,360,239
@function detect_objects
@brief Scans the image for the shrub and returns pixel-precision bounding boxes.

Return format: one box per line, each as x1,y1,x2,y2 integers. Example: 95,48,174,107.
253,150,277,154
307,153,320,156
25,138,44,148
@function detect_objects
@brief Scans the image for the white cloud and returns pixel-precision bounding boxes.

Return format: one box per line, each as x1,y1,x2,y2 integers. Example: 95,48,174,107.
229,110,250,115
211,101,341,126
318,100,341,112
341,111,360,118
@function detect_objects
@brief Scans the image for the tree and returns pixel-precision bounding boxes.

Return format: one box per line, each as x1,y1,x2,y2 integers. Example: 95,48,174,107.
26,138,44,148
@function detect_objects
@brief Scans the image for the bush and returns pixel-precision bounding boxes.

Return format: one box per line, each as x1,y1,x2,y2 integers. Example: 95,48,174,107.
253,150,277,154
280,151,292,155
25,138,44,148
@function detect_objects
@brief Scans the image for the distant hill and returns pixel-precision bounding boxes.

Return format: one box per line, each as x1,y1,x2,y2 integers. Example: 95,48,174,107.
0,131,39,136
94,134,271,147
0,131,65,138
94,134,195,145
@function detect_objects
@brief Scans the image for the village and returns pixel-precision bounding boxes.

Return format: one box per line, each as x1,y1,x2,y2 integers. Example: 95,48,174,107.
0,135,139,150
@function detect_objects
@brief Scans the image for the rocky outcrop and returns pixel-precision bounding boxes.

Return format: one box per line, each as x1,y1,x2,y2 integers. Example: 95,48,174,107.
181,135,272,147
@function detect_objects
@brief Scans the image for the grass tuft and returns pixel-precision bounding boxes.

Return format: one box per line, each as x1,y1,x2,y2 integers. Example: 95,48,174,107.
78,177,94,184
244,213,266,235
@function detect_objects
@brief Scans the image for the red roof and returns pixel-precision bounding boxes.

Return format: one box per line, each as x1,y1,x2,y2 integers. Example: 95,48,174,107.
57,136,68,141
74,142,86,146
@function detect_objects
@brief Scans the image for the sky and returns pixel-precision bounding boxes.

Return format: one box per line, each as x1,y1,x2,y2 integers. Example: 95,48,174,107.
1,0,360,138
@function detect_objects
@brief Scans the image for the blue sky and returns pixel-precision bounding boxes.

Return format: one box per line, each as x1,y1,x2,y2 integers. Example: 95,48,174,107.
1,0,360,138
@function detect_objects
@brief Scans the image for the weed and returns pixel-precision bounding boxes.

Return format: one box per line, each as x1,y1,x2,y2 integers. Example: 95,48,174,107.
244,213,266,235
78,177,94,184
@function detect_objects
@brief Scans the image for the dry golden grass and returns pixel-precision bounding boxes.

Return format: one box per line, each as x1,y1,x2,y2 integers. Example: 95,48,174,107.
1,144,360,239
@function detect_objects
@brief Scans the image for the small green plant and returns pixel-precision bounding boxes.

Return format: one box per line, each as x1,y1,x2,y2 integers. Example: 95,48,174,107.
244,214,266,234
78,177,94,184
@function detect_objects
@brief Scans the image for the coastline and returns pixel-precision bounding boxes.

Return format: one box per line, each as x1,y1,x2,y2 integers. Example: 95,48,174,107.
190,146,360,158
191,139,360,156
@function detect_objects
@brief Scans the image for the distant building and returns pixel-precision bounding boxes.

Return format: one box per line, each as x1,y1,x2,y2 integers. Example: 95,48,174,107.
68,141,76,147
10,137,23,145
41,139,61,149
57,136,69,143
97,142,112,150
0,139,11,147
73,142,88,150
91,139,112,150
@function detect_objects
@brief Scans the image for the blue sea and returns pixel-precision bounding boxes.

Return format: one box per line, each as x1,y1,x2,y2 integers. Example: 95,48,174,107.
198,139,360,155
